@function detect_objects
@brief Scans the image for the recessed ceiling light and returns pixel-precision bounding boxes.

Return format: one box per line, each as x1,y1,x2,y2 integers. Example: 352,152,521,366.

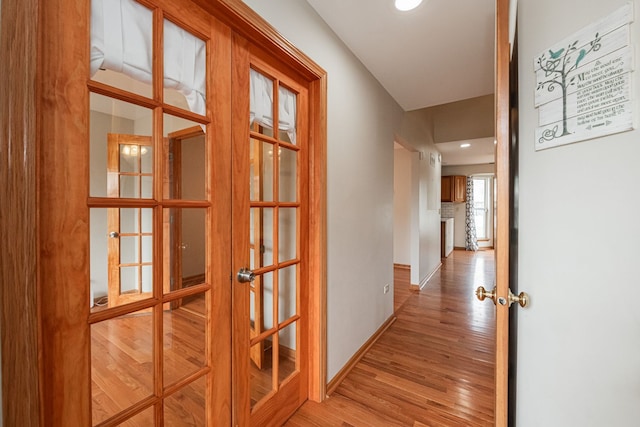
395,0,423,12
460,143,471,148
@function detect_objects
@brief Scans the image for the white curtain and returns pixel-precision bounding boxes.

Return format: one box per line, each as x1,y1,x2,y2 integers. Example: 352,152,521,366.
90,0,206,116
465,177,479,251
250,69,297,144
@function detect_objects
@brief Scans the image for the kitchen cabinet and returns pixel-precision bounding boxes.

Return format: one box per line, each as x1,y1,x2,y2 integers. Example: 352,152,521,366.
441,175,467,203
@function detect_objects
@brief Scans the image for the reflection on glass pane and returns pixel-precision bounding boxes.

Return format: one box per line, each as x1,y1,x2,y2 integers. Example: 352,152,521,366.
278,322,297,385
120,175,139,198
141,208,152,234
278,85,297,145
141,176,153,199
164,115,206,201
116,143,152,199
141,146,153,173
250,69,274,139
278,130,292,143
164,208,207,294
120,266,139,294
164,376,206,427
279,208,296,262
90,0,153,95
250,340,273,410
120,209,137,234
249,138,274,202
118,406,154,427
90,93,153,198
261,272,274,331
249,208,274,269
90,207,153,311
91,309,153,425
279,147,297,202
163,19,206,115
142,236,153,263
278,265,297,324
250,271,273,339
120,236,138,264
120,148,138,173
90,208,109,310
142,265,153,293
164,296,206,386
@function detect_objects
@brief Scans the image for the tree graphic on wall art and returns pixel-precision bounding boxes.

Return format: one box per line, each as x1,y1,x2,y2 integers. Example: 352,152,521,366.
536,33,602,143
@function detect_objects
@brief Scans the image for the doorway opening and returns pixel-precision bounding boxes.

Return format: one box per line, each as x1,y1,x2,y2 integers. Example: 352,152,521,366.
393,141,420,312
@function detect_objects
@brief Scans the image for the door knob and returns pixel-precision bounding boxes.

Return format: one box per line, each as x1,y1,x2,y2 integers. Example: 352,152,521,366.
109,231,119,238
236,267,255,283
475,286,497,305
508,289,530,308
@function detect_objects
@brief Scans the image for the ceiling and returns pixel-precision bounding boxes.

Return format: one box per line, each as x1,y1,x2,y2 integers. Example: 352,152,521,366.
305,0,496,165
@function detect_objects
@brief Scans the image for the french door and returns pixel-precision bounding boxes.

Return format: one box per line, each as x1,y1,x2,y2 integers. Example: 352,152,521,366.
231,37,310,426
86,0,309,425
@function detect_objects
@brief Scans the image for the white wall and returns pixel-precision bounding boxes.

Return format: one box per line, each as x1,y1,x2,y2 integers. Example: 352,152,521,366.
517,0,640,425
242,0,441,381
393,147,412,265
396,109,443,286
393,147,424,287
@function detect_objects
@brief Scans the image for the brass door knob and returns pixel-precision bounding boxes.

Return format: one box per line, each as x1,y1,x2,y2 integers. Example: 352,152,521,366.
476,286,497,305
508,290,530,308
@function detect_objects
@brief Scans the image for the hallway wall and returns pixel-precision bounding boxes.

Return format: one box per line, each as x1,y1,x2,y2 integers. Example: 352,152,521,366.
393,146,413,266
517,0,640,424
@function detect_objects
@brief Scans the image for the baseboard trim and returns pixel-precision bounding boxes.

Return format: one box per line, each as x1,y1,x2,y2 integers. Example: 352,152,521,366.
418,263,442,290
393,263,411,270
326,315,397,396
409,283,420,291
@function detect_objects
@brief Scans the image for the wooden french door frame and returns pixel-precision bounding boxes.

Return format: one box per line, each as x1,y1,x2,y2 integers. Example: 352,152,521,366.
231,35,312,425
204,0,328,408
1,0,327,425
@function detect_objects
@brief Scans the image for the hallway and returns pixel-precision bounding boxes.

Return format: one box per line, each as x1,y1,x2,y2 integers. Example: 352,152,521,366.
286,250,496,426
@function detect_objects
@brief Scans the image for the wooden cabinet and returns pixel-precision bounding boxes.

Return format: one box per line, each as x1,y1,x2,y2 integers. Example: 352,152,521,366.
441,175,467,203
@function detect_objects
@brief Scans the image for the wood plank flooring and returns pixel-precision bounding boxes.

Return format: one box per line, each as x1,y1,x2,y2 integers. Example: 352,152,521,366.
286,249,496,426
394,265,417,313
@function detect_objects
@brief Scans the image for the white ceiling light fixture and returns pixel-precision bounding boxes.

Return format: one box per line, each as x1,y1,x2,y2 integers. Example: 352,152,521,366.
460,143,471,148
394,0,423,12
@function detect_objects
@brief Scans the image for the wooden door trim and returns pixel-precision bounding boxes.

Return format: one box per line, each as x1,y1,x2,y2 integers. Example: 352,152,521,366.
495,0,511,425
0,0,42,424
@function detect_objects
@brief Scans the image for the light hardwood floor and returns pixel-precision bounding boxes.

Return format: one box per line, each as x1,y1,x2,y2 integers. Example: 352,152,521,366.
393,264,417,313
285,249,496,426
